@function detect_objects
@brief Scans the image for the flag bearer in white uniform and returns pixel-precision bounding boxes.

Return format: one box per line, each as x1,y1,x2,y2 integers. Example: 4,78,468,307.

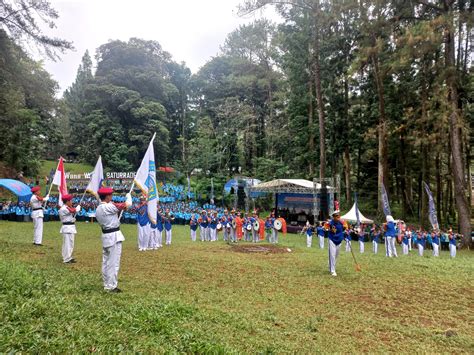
30,186,49,246
58,194,80,263
95,187,132,293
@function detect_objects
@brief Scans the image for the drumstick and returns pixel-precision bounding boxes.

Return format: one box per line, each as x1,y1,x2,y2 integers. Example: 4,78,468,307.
348,241,362,272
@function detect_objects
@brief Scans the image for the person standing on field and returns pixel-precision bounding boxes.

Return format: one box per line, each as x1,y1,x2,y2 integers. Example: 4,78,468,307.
58,194,80,263
95,187,132,293
30,186,49,246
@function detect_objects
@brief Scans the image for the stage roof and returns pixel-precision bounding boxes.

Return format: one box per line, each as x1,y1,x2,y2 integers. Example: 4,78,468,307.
249,179,334,194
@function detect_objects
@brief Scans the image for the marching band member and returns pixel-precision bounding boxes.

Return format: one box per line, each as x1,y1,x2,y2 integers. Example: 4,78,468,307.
344,228,352,252
327,211,345,277
164,208,173,245
270,211,278,244
137,196,150,251
209,212,217,242
402,231,409,255
95,187,132,293
358,227,365,253
384,215,398,257
316,222,325,249
190,215,198,241
199,210,208,242
448,229,456,258
221,210,229,242
30,186,49,246
229,210,236,243
235,212,243,241
372,229,380,254
58,194,80,263
251,211,259,243
156,209,164,248
407,227,413,251
417,232,426,256
243,213,251,242
304,221,313,248
265,216,272,242
432,231,440,257
148,207,158,250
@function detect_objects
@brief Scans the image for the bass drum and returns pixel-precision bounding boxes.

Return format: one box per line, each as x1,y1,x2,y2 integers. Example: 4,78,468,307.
273,219,283,231
216,223,222,231
253,220,260,231
231,219,237,229
246,224,252,231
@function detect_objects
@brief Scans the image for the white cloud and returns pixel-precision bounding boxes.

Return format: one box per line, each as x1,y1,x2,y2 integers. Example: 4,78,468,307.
39,0,281,95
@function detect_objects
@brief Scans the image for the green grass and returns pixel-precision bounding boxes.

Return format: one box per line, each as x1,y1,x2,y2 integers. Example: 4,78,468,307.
0,221,473,353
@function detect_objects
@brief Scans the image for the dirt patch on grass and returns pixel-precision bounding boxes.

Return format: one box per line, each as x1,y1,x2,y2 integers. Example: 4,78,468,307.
230,244,292,254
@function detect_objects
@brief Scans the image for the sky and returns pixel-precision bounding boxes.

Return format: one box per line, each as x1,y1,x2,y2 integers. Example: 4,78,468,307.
40,0,281,95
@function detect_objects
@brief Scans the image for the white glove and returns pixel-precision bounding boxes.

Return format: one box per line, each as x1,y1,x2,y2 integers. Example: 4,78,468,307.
75,205,81,212
43,195,50,202
125,193,132,207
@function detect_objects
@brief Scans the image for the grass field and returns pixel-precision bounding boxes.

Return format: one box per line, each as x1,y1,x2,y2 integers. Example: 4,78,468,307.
0,221,473,353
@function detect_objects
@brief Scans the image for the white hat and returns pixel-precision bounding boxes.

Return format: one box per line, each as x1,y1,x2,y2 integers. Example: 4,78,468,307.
386,215,395,223
332,210,340,216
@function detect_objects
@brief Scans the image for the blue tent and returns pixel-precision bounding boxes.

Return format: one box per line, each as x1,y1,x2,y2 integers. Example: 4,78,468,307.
0,179,32,202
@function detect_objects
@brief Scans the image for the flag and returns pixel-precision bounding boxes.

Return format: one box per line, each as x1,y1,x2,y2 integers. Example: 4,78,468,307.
187,175,191,199
423,181,439,230
86,156,104,200
52,157,68,205
380,183,391,217
354,192,361,227
210,177,214,205
134,133,158,224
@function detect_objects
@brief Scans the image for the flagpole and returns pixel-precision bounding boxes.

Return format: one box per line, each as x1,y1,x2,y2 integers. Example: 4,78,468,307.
43,158,60,208
119,133,156,220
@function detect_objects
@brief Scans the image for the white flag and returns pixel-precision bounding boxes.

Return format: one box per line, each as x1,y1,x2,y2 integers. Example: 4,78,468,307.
86,156,104,200
134,134,157,224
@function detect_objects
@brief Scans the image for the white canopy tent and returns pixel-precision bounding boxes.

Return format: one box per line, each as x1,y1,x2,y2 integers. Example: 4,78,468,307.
341,203,374,224
249,179,334,194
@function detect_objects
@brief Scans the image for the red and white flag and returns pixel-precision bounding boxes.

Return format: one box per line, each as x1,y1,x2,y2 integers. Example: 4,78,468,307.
52,157,68,205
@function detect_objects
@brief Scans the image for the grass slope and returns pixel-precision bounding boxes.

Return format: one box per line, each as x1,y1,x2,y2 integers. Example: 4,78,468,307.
0,221,472,353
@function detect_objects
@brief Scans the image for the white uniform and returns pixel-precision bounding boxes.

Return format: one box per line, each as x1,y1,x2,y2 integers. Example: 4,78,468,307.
30,195,44,244
96,202,125,291
59,205,77,263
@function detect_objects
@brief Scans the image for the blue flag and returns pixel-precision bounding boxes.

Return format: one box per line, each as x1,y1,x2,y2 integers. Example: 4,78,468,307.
423,181,439,230
381,183,391,217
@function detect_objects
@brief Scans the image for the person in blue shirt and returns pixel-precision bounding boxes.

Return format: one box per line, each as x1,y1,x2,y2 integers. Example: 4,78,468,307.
221,210,229,242
251,212,259,243
384,215,398,257
417,232,426,256
136,197,150,251
265,216,272,242
304,221,313,248
199,211,209,242
156,210,164,248
372,229,381,254
432,231,440,257
327,211,345,277
164,209,174,245
402,231,409,255
448,230,456,258
344,228,352,253
209,212,218,242
317,222,325,249
358,226,365,253
149,213,158,250
190,215,198,241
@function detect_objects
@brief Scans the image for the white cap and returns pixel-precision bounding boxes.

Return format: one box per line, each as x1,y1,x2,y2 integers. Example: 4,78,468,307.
386,215,395,223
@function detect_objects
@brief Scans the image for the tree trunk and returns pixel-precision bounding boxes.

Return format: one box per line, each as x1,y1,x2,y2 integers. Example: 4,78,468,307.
313,4,326,183
343,75,351,204
372,52,388,215
308,53,315,176
436,154,442,226
445,1,471,246
399,134,408,220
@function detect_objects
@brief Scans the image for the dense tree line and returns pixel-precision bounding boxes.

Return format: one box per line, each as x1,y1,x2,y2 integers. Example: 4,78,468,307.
0,0,472,243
